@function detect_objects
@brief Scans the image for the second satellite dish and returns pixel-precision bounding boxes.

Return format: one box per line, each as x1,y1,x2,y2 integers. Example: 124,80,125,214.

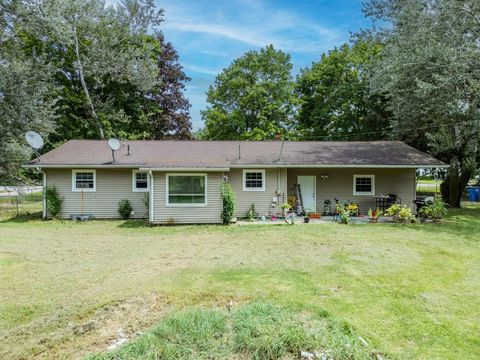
25,131,44,150
108,138,121,151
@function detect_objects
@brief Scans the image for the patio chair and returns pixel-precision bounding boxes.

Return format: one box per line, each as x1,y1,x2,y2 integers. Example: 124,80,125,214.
387,194,402,207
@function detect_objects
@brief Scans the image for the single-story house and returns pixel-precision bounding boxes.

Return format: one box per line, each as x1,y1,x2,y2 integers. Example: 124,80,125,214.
26,140,447,224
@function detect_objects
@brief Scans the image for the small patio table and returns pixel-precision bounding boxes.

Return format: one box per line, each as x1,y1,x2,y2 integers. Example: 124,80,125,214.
373,195,391,212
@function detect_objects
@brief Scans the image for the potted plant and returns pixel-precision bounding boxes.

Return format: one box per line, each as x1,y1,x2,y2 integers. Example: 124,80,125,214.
281,203,292,217
304,213,310,223
368,208,382,223
418,206,431,223
336,204,350,224
386,204,415,223
429,197,448,222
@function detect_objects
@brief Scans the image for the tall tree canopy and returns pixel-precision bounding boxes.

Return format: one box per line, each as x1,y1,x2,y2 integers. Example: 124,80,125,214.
296,41,391,140
1,0,192,183
152,32,192,139
364,0,480,206
201,45,296,140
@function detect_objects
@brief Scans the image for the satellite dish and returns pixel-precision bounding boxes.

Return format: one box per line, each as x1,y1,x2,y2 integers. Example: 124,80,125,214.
108,138,121,151
25,131,44,150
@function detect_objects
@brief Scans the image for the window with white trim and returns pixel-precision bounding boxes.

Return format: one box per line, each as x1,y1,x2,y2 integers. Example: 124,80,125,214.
132,170,149,192
353,175,375,195
72,170,96,192
166,174,207,206
243,169,265,191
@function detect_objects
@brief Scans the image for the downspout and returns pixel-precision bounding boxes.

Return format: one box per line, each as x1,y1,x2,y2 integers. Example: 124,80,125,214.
149,170,154,223
38,167,47,219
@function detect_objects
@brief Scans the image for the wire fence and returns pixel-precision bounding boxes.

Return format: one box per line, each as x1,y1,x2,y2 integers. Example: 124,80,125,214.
0,188,43,220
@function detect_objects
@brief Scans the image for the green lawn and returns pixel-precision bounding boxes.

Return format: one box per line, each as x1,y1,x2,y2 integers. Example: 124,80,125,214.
0,204,479,359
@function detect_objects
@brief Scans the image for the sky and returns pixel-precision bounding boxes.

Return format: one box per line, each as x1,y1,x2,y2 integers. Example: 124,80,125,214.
159,0,372,130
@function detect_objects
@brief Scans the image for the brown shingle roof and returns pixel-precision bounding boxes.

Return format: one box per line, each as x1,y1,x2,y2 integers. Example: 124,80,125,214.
29,140,447,168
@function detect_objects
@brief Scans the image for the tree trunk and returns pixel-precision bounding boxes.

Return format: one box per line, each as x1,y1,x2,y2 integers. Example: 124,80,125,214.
441,157,474,208
72,26,105,139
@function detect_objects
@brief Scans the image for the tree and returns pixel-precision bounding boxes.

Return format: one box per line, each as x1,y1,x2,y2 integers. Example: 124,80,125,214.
29,0,164,140
296,41,391,140
364,0,480,207
151,32,192,139
201,45,296,140
0,1,56,184
1,0,192,183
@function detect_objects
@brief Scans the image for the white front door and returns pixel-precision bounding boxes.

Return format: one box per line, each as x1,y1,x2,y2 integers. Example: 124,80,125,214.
298,176,316,213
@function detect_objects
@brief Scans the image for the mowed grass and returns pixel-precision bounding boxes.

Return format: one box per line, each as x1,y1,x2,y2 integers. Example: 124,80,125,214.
0,204,479,359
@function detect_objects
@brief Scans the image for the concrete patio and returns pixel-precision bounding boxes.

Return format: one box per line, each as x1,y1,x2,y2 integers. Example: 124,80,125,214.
236,215,395,225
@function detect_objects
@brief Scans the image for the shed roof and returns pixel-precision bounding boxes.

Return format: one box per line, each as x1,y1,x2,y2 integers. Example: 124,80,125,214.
27,140,448,169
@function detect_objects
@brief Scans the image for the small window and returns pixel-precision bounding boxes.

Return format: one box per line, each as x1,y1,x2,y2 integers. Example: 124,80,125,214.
166,174,207,206
132,171,149,192
353,175,375,195
72,170,96,192
243,169,265,191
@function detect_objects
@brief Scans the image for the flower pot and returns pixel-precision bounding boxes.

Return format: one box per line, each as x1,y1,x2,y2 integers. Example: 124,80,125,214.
304,217,310,223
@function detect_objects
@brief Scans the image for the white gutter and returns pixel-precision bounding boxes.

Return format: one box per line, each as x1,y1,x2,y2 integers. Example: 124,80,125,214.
23,164,144,169
228,164,449,169
149,170,154,223
140,167,231,172
25,164,448,170
38,167,47,219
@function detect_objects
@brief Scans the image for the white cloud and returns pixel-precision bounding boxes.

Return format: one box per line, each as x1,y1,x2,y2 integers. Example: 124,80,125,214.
164,21,266,47
162,0,344,53
183,63,220,76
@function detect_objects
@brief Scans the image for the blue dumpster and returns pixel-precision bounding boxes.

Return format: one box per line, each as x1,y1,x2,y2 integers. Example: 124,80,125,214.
466,187,480,201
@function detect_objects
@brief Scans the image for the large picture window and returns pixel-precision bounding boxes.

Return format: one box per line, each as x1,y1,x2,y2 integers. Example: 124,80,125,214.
166,174,207,206
72,170,96,192
243,169,265,191
132,170,149,192
353,175,375,195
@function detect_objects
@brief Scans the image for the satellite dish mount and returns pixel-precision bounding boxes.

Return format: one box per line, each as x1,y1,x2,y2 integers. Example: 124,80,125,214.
25,131,44,161
108,138,122,163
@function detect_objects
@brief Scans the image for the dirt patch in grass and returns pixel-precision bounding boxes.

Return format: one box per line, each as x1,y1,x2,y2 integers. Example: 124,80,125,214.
1,292,170,360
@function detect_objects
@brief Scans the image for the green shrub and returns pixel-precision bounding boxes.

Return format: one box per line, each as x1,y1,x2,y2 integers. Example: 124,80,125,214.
386,204,415,223
247,203,256,221
143,193,149,218
429,197,448,219
45,186,63,217
118,199,133,219
336,204,350,224
221,183,236,224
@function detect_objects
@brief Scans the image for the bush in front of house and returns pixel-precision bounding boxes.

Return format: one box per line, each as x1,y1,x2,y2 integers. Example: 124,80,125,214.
386,204,415,223
118,199,133,219
246,203,256,222
336,204,350,224
221,182,236,224
45,186,63,217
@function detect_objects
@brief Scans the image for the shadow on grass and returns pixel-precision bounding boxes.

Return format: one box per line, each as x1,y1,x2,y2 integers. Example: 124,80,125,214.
0,211,42,223
117,220,152,228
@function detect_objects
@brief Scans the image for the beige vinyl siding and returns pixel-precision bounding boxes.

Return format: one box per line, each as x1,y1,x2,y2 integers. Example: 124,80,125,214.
152,172,222,224
229,168,288,218
287,168,416,214
45,169,147,219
